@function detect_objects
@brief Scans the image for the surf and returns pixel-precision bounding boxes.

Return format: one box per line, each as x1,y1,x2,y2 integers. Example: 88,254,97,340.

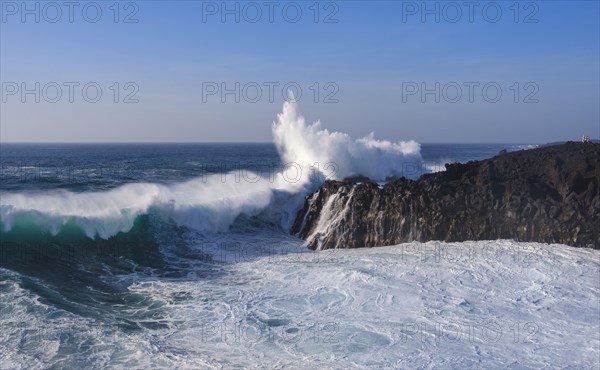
0,102,426,240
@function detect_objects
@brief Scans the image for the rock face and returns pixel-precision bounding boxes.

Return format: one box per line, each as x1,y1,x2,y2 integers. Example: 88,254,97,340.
292,142,600,249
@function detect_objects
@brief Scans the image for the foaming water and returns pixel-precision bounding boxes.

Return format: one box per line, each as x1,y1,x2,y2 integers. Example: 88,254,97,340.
2,240,598,368
273,101,424,181
1,174,277,239
1,101,427,239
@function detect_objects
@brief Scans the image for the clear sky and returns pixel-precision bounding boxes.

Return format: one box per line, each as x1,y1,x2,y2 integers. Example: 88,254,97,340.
1,0,599,143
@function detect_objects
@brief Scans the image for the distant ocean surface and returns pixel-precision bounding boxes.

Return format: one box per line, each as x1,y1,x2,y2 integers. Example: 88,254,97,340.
0,143,536,192
1,142,599,369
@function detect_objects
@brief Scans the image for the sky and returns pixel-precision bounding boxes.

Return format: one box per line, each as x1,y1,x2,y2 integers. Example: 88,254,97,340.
0,0,599,143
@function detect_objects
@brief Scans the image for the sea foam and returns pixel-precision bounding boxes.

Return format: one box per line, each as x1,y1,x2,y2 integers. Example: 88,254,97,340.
0,102,424,239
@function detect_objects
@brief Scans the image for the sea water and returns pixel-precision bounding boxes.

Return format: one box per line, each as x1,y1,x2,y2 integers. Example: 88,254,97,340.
1,103,597,368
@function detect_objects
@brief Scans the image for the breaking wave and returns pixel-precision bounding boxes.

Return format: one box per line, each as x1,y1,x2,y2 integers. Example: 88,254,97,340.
0,102,424,239
273,100,424,182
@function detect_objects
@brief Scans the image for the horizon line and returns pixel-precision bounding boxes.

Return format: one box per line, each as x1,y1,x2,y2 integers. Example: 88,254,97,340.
0,141,548,145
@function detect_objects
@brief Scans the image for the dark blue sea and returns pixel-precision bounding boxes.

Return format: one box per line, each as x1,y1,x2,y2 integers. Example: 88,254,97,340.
0,143,534,192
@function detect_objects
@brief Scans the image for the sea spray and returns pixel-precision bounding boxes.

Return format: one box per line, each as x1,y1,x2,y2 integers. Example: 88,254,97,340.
272,100,424,182
1,102,425,239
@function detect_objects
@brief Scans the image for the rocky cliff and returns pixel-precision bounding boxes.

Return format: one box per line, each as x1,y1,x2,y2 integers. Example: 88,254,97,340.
292,142,599,249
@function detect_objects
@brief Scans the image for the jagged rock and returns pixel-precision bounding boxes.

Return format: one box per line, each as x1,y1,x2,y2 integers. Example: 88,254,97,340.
292,142,600,249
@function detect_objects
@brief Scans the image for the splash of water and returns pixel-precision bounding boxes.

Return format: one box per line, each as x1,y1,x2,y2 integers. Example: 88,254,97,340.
1,102,424,239
272,100,424,182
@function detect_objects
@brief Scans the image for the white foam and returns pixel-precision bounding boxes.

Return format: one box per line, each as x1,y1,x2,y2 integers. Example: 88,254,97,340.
0,173,276,238
272,100,425,182
1,102,425,238
6,240,597,368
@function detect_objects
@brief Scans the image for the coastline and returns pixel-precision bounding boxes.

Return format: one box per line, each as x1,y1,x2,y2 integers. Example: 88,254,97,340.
293,142,600,250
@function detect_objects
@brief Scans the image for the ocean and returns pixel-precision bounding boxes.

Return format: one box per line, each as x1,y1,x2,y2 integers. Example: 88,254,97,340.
1,125,598,367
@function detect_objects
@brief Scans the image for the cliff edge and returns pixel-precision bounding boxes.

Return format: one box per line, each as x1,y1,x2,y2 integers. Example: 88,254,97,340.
292,142,599,249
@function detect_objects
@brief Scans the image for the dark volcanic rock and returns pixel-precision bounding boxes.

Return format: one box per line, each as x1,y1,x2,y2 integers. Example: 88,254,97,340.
292,142,600,249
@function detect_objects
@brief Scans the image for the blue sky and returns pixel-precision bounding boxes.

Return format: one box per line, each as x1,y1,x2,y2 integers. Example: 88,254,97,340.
1,0,599,142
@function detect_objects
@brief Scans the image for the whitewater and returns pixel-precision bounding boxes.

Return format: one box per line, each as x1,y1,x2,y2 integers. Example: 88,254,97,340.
0,102,598,369
1,101,424,239
2,238,598,368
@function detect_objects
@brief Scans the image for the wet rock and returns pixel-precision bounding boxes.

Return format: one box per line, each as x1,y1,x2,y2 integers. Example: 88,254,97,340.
292,142,600,249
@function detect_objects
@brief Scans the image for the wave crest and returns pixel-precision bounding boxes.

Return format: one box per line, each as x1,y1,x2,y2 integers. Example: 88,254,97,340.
1,102,423,239
1,174,275,239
